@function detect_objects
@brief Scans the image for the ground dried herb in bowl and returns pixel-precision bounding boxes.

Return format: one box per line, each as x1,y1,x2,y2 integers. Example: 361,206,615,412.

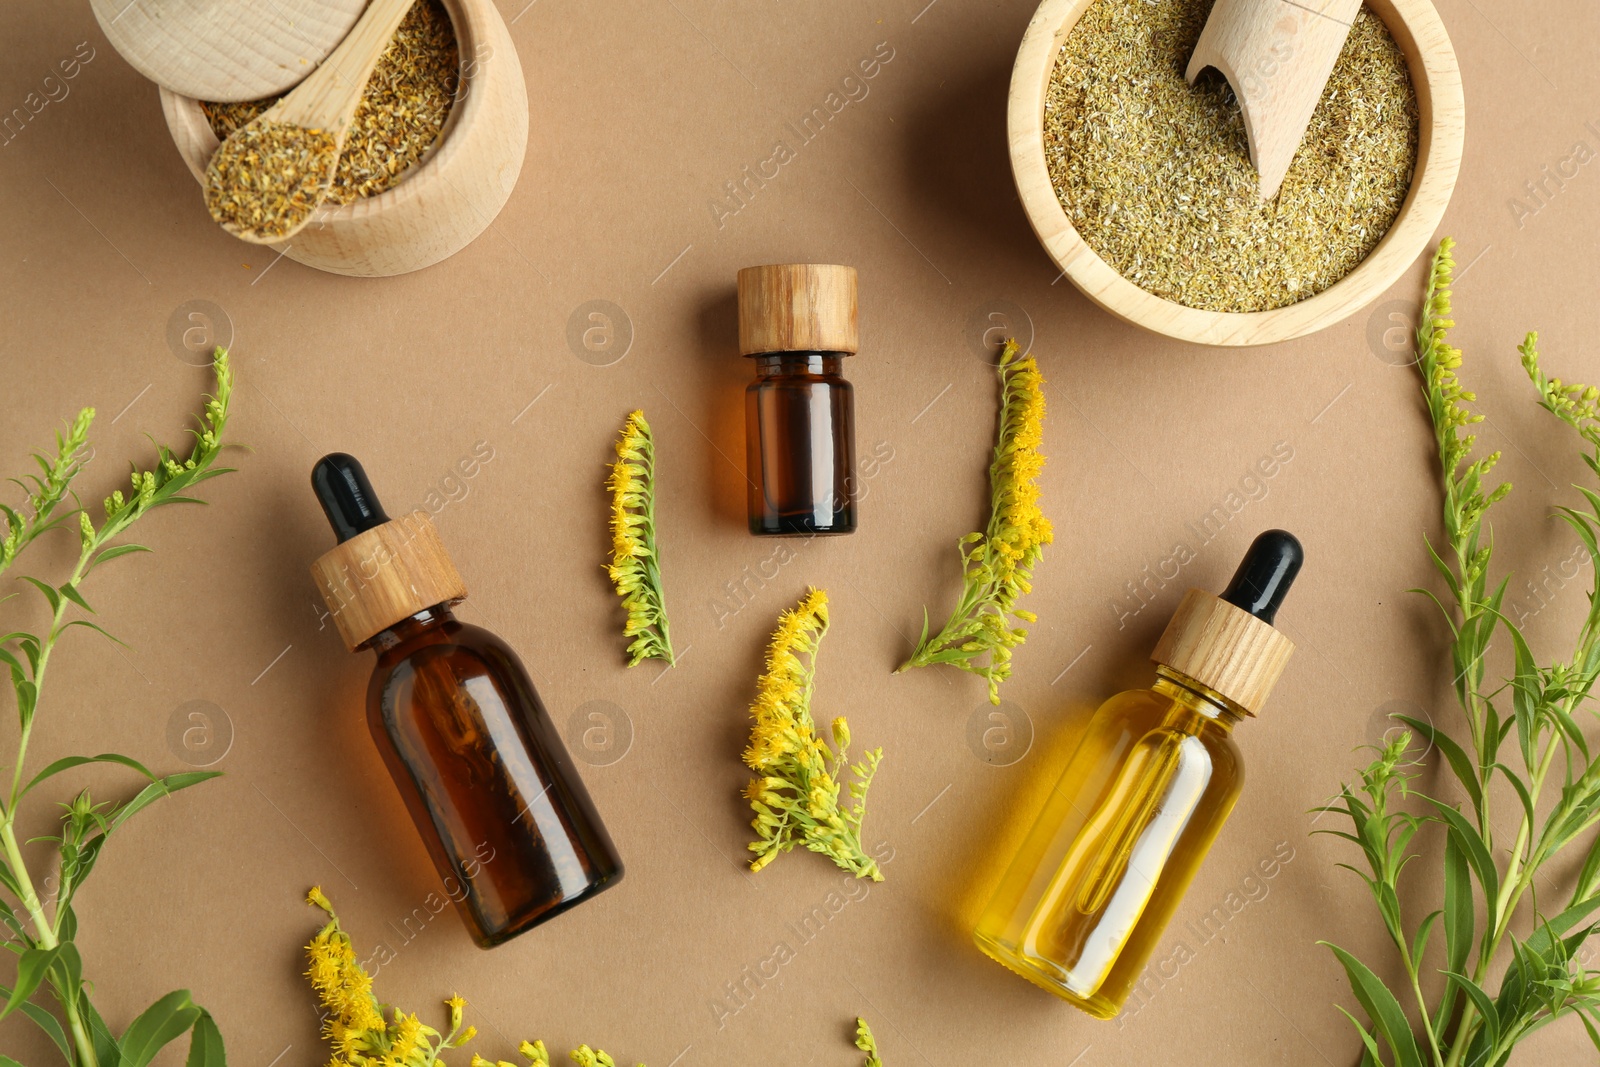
200,0,459,206
1045,0,1419,313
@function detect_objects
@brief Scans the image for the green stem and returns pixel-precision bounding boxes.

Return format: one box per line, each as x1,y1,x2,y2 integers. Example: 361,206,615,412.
7,540,93,810
1444,721,1564,1067
1,536,110,1067
0,819,97,1067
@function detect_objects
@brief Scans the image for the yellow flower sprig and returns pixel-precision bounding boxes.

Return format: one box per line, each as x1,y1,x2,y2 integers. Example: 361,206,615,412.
472,1041,642,1067
743,589,884,880
305,888,476,1067
898,339,1052,703
606,410,674,667
1417,237,1509,580
855,1018,884,1066
1522,330,1600,452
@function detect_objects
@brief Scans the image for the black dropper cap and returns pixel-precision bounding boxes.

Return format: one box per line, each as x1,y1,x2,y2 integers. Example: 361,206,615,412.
311,453,391,544
1220,530,1303,625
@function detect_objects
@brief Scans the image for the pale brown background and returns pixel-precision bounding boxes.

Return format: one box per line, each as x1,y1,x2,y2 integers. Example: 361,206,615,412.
3,0,1599,1064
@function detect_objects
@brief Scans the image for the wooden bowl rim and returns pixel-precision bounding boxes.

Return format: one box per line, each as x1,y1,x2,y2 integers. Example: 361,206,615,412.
1007,0,1464,347
159,0,495,225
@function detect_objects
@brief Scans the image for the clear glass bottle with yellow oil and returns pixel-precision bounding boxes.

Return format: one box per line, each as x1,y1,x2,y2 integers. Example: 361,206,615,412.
974,530,1302,1018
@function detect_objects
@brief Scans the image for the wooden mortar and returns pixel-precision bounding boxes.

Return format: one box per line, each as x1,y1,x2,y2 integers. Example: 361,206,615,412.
160,0,528,278
1007,0,1463,347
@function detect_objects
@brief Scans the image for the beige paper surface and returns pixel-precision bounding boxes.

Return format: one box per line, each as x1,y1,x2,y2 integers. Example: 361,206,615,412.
2,0,1598,1063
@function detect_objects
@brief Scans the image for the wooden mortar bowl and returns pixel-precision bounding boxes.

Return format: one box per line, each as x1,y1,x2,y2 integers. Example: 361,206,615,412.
161,0,528,278
1008,0,1462,346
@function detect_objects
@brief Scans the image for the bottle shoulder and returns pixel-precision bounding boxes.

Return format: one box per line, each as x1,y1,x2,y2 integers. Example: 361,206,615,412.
1093,686,1245,770
369,618,521,687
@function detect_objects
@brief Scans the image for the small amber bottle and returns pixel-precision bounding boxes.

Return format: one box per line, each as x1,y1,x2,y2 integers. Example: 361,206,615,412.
739,263,858,536
309,454,623,947
974,530,1303,1017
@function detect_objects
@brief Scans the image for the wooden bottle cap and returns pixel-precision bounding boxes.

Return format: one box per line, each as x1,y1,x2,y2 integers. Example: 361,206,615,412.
1151,589,1295,715
310,511,467,651
737,264,858,355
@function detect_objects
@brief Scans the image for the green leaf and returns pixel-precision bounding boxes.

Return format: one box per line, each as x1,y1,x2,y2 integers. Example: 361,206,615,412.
0,982,71,1065
1575,830,1600,900
1,946,62,1022
1437,831,1474,1038
185,1010,225,1067
0,647,27,682
57,584,92,614
80,991,121,1067
0,1054,26,1067
60,620,130,649
1494,763,1537,837
17,577,60,615
1526,893,1600,955
1335,1006,1390,1067
1577,1009,1600,1054
20,753,156,800
1397,714,1481,814
87,544,150,572
13,678,36,731
1444,970,1501,1055
1321,942,1425,1067
107,772,220,834
48,942,82,1004
118,990,202,1067
0,895,27,945
1411,909,1441,967
1506,623,1540,769
1426,802,1500,934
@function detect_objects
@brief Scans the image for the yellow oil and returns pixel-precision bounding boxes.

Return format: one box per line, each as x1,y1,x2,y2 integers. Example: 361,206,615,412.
973,667,1245,1018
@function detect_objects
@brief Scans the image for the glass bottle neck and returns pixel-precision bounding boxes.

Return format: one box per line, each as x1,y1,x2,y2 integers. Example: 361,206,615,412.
368,603,456,652
750,351,847,377
1153,666,1246,729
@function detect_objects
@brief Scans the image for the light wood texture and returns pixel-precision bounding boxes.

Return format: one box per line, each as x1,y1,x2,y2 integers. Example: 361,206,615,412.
310,511,467,651
213,0,418,245
1151,589,1296,715
161,0,529,276
1187,0,1363,199
90,0,364,102
1007,0,1463,346
737,263,859,355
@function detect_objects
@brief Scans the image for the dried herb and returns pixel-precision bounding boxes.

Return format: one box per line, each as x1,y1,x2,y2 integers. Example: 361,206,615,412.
743,589,884,880
605,411,674,667
1319,239,1600,1065
0,350,235,1067
1047,0,1419,312
204,119,337,239
899,339,1051,703
202,0,459,205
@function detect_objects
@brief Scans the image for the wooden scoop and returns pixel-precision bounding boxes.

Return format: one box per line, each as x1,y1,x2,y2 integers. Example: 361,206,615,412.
91,0,367,102
203,0,416,245
1186,0,1362,199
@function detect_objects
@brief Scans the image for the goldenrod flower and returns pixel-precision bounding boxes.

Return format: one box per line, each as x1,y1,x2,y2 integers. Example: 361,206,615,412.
855,1018,884,1067
304,890,473,1067
605,411,675,666
1414,238,1509,589
742,590,884,881
899,339,1052,702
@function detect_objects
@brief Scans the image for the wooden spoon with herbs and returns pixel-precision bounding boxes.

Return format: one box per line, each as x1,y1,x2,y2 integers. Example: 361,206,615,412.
204,0,417,243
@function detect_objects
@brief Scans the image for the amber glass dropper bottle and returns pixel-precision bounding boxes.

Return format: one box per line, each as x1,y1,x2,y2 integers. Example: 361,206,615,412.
739,263,859,536
974,530,1302,1017
308,453,623,947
